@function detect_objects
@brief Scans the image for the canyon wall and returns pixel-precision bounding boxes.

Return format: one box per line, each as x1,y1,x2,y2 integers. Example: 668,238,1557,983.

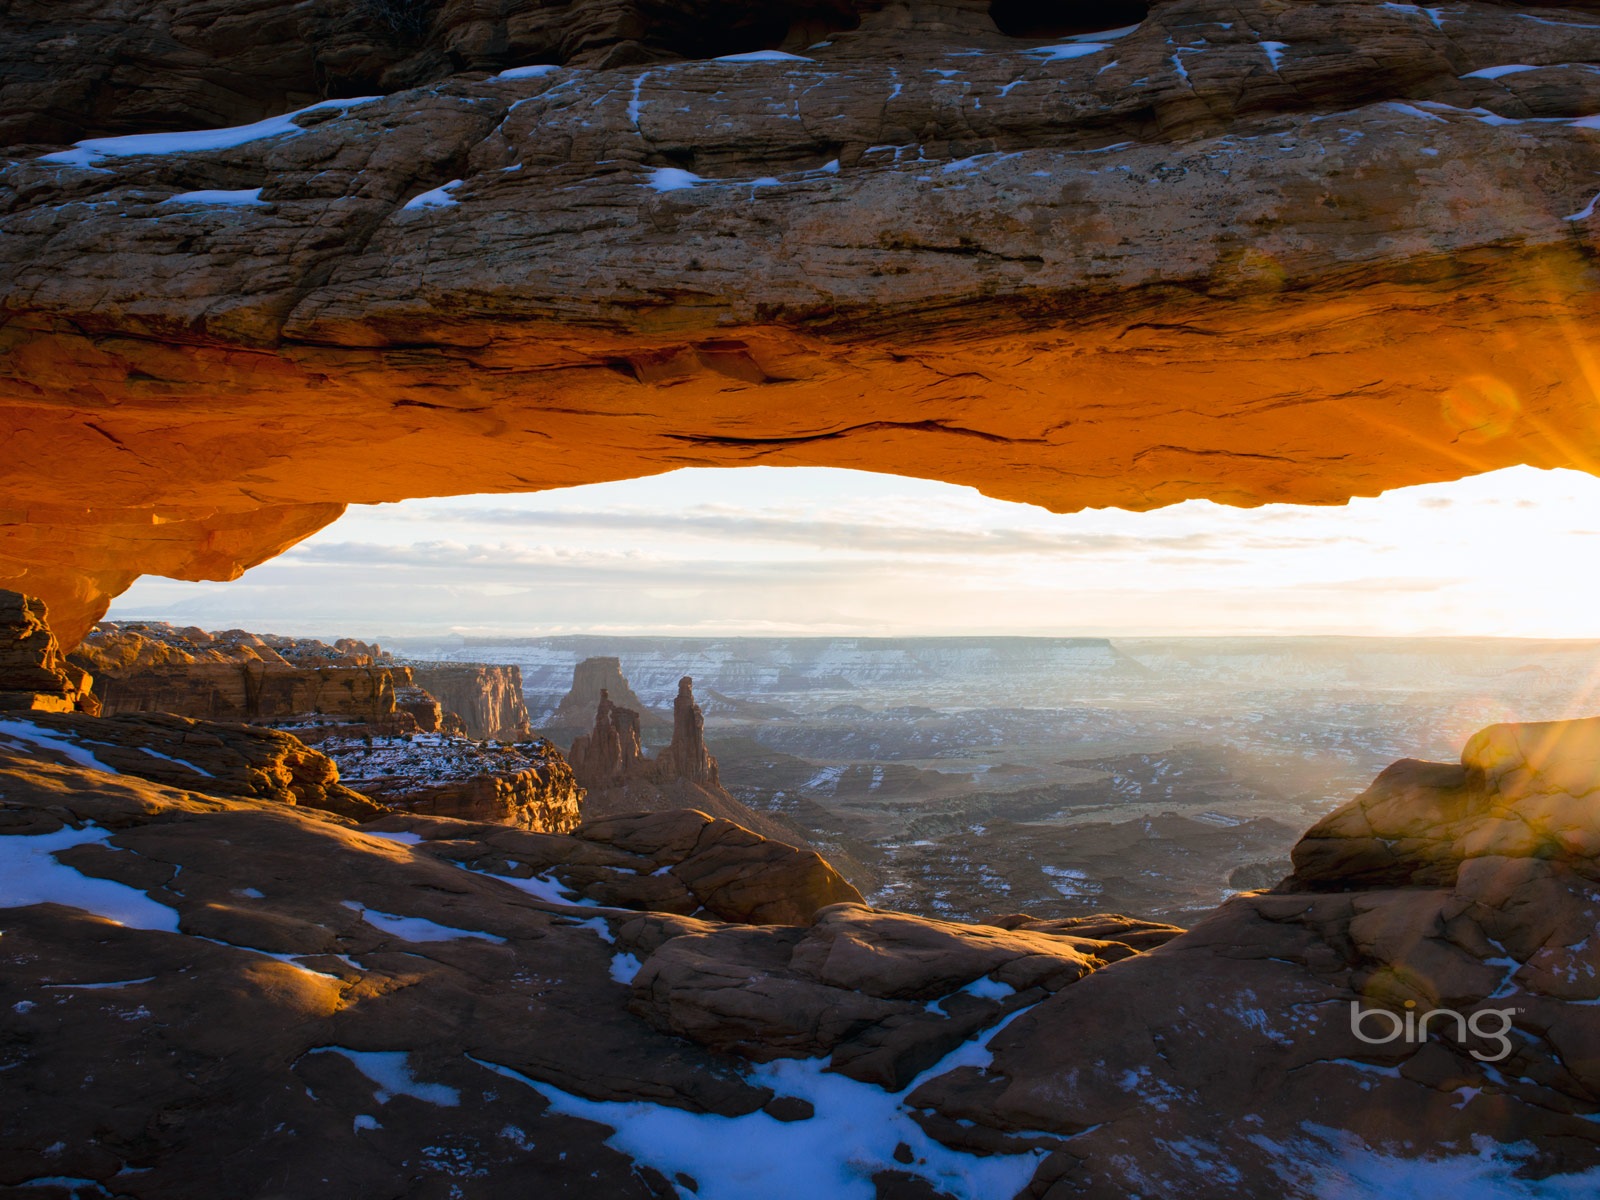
7,1,1600,640
405,664,532,742
77,623,535,742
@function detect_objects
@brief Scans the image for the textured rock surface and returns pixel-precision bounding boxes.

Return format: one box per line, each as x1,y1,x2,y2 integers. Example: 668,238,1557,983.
0,756,781,1196
10,1,1600,639
77,622,532,742
567,673,819,851
566,688,648,787
318,731,584,832
547,656,662,742
405,663,532,741
0,0,875,146
580,808,865,923
654,675,719,788
0,710,386,821
11,703,1600,1191
0,590,96,714
77,622,413,725
904,717,1600,1196
630,901,1140,1088
1285,716,1600,888
393,805,864,924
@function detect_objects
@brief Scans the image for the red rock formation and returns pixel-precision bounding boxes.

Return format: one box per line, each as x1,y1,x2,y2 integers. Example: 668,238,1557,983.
405,663,532,741
0,590,97,714
1,709,385,821
548,657,662,741
567,688,647,788
77,622,531,740
564,672,810,850
654,676,719,789
318,732,584,833
9,2,1600,639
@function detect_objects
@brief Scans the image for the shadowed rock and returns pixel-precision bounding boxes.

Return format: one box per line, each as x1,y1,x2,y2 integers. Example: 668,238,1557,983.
0,590,97,714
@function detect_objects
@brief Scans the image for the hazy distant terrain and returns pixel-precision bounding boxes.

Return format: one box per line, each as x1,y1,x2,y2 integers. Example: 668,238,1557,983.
382,634,1600,924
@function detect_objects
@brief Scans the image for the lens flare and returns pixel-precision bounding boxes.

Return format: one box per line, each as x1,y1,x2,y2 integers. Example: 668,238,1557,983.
1442,376,1520,444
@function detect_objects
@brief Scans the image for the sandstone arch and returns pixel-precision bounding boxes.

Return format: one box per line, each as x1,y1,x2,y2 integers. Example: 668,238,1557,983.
6,0,1600,644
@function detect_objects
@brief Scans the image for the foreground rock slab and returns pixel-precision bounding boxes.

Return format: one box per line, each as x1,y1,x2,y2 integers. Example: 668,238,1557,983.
907,717,1600,1197
11,713,1600,1195
0,749,1125,1198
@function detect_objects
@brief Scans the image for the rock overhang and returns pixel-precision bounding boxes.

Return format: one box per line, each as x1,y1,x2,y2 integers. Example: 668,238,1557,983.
6,0,1600,643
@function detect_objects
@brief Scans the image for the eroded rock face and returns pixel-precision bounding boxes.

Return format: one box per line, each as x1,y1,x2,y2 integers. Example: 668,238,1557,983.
76,621,533,745
0,710,386,821
548,657,661,742
566,673,817,852
0,0,880,146
9,1,1600,639
567,688,648,787
0,590,96,714
77,621,412,725
655,675,719,788
405,663,532,741
903,716,1600,1196
319,732,584,832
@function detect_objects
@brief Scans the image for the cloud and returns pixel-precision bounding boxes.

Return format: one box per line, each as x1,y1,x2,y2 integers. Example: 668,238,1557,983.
375,505,1361,559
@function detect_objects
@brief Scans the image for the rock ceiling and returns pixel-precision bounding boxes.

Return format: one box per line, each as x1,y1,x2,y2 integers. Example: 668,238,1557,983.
5,0,1600,641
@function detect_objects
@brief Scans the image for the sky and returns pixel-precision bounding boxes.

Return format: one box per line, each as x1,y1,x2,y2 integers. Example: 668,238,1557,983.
108,464,1600,640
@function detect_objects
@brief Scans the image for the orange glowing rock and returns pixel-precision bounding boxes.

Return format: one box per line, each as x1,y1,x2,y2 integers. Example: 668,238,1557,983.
6,0,1600,643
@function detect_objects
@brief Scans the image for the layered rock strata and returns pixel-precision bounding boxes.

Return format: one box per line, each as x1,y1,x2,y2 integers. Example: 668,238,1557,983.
9,2,1600,637
77,623,416,727
318,732,583,833
404,663,532,742
77,621,531,741
0,590,97,715
0,710,385,821
546,656,664,742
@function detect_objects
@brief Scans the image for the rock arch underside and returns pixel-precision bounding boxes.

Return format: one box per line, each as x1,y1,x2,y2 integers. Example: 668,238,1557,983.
5,0,1600,643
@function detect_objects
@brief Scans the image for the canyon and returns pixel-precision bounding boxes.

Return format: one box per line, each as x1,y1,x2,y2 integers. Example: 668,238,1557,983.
7,581,1600,1194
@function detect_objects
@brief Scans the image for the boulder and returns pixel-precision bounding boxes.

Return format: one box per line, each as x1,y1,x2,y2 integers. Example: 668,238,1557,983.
1284,716,1600,889
627,901,1120,1088
381,805,862,924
